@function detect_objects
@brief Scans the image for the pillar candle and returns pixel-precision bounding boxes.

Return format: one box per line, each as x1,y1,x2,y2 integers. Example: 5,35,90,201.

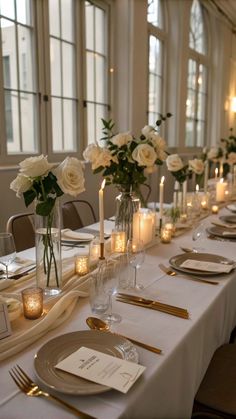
216,178,227,202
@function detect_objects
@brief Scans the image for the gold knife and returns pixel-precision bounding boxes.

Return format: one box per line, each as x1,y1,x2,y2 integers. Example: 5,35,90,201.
117,293,188,314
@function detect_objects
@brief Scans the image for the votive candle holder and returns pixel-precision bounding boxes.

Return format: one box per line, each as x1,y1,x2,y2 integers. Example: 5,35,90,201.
75,255,90,276
22,287,43,320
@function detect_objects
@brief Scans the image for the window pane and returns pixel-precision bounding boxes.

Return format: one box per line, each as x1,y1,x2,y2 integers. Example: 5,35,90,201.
186,89,195,118
96,104,107,142
49,0,60,37
198,64,207,93
196,121,204,147
0,0,15,19
185,119,194,147
187,59,196,89
18,25,34,91
52,98,63,152
16,0,31,25
197,92,206,121
149,36,162,76
148,112,157,127
62,43,75,97
86,52,95,101
61,0,74,42
63,99,76,151
20,92,37,153
189,0,206,54
85,2,94,50
1,19,18,89
95,7,105,54
50,38,62,96
147,0,162,28
87,102,95,144
96,55,105,102
6,92,20,153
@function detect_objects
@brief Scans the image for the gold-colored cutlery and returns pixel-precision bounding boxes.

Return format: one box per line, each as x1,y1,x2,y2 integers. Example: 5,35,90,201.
9,365,95,418
116,293,189,320
159,263,219,285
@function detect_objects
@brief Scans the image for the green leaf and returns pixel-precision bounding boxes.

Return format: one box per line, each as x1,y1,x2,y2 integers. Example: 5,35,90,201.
23,188,37,207
36,197,55,217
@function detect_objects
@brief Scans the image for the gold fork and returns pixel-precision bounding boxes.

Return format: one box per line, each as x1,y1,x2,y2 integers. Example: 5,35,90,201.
9,365,95,418
159,263,219,285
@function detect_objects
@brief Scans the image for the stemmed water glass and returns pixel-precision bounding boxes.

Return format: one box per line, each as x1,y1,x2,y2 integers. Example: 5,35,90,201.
101,258,122,324
192,222,208,252
0,233,16,279
127,239,145,290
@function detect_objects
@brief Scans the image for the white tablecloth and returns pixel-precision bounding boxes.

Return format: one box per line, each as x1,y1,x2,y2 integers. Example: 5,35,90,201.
0,209,236,419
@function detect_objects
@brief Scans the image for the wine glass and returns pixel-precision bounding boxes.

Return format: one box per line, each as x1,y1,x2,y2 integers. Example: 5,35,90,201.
127,239,145,290
101,258,122,324
0,233,16,279
192,222,208,252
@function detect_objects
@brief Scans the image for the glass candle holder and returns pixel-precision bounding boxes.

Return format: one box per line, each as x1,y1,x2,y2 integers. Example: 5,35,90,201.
201,200,208,210
90,238,100,263
180,213,187,223
160,227,172,243
75,255,90,276
22,287,43,320
111,230,126,253
211,205,219,214
164,222,176,237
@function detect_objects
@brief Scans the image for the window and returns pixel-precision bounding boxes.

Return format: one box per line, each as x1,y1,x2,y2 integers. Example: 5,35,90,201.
0,0,110,163
147,0,165,126
185,0,208,147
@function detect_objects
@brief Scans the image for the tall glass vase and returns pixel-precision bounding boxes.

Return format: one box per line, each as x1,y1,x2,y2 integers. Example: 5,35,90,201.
115,186,140,242
35,199,62,296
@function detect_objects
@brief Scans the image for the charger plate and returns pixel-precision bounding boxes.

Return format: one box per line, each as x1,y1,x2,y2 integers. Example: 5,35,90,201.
226,204,236,213
207,226,236,240
219,215,236,224
169,252,234,276
34,330,138,395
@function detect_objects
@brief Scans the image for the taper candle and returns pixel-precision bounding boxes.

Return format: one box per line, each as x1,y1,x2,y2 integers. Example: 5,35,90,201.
99,179,106,247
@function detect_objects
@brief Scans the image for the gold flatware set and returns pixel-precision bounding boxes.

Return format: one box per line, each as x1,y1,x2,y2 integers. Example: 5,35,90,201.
116,292,189,320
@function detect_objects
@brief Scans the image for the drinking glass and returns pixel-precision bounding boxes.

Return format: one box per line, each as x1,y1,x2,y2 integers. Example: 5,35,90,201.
0,233,16,279
192,222,208,252
127,239,145,290
101,258,122,324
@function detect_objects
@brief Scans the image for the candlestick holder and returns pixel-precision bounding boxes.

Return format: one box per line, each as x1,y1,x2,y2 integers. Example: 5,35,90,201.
99,242,105,260
22,287,43,320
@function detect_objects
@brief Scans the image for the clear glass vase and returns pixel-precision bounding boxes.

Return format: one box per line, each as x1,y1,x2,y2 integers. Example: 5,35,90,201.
35,199,62,296
115,186,140,242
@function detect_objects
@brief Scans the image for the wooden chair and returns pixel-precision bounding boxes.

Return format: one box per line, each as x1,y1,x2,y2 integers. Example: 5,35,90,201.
192,344,236,418
6,212,35,252
62,199,96,230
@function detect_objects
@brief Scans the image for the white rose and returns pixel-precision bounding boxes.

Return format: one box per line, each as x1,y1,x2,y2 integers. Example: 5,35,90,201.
10,174,32,198
188,158,205,175
54,157,85,197
166,154,184,172
149,133,167,161
110,132,132,147
132,143,157,167
92,149,117,170
207,147,219,161
141,125,155,138
83,144,101,163
19,154,54,178
227,152,236,166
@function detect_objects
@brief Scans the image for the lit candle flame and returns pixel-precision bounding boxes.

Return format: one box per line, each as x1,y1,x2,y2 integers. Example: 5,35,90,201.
101,179,106,190
161,176,165,184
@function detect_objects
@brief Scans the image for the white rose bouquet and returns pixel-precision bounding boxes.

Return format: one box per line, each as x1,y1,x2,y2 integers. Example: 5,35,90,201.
10,155,85,288
83,115,171,204
166,154,190,184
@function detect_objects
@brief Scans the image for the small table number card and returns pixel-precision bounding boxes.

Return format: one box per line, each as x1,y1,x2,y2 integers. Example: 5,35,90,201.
0,302,11,339
56,346,145,393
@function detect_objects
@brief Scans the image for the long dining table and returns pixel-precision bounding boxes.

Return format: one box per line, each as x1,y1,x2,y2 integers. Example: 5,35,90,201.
1,206,236,419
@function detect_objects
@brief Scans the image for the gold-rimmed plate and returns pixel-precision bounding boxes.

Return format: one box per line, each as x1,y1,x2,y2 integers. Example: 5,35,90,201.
219,215,236,224
207,226,236,240
169,252,234,276
34,330,138,395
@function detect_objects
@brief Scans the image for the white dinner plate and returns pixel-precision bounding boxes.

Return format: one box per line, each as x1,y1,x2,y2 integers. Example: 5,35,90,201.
34,330,138,395
61,229,94,242
220,215,236,224
169,252,235,276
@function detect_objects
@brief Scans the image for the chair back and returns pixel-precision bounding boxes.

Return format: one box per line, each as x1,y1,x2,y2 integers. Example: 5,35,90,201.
6,213,35,252
62,200,96,230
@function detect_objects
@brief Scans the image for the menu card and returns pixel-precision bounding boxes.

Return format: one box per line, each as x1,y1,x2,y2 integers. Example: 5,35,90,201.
55,346,145,393
180,259,233,273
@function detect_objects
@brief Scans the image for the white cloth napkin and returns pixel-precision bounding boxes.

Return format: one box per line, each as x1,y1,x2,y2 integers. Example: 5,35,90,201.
0,258,35,274
61,229,94,241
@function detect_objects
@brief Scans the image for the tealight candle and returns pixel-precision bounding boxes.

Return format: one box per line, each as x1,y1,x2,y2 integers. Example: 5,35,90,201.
211,205,219,214
75,255,90,276
22,287,43,320
201,200,208,210
164,222,176,237
111,231,126,253
160,227,172,243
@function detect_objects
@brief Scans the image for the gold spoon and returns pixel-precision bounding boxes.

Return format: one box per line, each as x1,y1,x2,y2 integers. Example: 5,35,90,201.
86,317,162,355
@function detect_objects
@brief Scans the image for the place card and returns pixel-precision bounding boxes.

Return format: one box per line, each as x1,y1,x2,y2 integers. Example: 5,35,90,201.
180,259,233,273
55,346,145,393
0,302,11,340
